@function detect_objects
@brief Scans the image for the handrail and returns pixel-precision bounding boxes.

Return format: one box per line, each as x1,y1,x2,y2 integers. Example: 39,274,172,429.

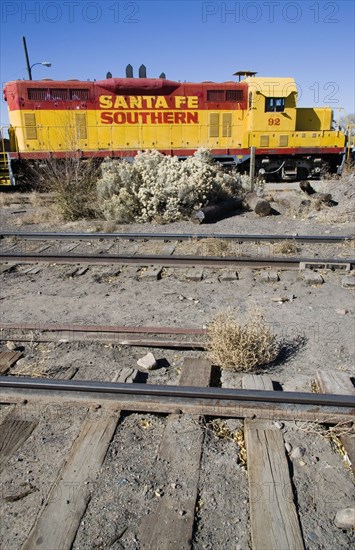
0,125,8,156
346,124,355,162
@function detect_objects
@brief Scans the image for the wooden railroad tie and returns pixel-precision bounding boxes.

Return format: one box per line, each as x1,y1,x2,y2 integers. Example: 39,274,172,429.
316,370,355,470
243,375,305,550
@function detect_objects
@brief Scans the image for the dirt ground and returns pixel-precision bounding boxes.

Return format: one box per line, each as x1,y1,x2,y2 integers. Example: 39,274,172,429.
0,174,354,549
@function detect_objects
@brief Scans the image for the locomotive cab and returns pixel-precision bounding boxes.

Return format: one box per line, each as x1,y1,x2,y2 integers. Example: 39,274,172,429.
242,76,345,180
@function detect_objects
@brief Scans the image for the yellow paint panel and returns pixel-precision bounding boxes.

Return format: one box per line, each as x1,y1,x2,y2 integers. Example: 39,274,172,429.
8,106,344,154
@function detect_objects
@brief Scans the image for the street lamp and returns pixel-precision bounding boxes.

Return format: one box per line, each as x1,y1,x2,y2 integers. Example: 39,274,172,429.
30,61,52,79
22,36,52,80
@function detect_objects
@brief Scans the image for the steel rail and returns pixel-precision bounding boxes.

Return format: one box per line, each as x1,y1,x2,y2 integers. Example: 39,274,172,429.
0,322,206,335
0,252,353,269
1,231,353,243
0,376,354,407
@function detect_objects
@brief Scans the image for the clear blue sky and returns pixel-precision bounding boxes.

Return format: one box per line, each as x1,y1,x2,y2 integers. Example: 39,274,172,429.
1,0,354,126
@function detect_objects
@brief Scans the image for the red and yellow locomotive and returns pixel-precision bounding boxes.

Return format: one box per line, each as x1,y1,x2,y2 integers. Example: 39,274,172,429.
1,71,346,185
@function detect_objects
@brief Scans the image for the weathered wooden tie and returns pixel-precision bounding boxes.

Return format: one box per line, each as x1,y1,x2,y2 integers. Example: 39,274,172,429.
0,415,38,474
0,350,23,375
139,357,212,550
316,370,355,470
22,407,121,550
243,374,305,550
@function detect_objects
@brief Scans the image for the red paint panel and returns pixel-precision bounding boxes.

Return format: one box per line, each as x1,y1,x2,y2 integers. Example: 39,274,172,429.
4,80,248,111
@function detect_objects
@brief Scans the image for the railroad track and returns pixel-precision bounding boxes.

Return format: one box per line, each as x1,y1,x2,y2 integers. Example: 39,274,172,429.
1,362,354,550
1,375,354,418
1,230,354,243
1,250,354,269
1,231,353,270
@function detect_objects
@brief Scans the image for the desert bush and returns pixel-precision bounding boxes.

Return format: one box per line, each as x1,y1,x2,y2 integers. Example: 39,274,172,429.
30,155,100,221
273,240,300,255
207,309,279,371
0,193,28,207
97,149,240,223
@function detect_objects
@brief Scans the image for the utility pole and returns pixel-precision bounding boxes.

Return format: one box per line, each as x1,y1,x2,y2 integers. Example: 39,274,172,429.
22,36,32,80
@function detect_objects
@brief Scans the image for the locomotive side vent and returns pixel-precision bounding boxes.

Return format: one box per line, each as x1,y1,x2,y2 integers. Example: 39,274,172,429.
28,88,47,100
207,90,244,102
209,113,220,137
70,89,89,100
75,113,87,140
279,135,289,146
226,90,243,101
51,89,70,100
222,113,232,137
260,135,269,147
207,90,224,102
24,113,37,140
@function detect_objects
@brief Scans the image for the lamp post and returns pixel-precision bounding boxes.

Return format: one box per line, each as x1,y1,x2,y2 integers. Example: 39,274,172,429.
30,61,52,80
22,36,52,80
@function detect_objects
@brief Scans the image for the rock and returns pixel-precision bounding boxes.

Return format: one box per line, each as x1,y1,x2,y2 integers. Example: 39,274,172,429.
303,271,324,286
274,421,284,430
185,268,204,281
290,446,306,460
285,442,292,453
141,267,162,281
299,460,307,466
334,508,355,529
6,341,17,351
271,296,288,303
342,276,355,289
308,531,319,542
261,271,279,283
337,309,349,315
137,352,157,371
219,269,239,281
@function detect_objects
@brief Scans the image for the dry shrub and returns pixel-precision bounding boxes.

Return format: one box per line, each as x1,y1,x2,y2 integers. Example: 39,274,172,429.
101,220,121,233
97,149,241,223
28,192,54,207
273,240,300,255
342,159,355,176
338,238,355,257
0,193,27,207
207,309,279,371
199,237,231,257
207,419,247,465
13,207,60,226
30,155,100,221
295,419,354,440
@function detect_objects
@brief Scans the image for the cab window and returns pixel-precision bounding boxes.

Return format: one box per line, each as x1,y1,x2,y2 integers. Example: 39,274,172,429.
265,97,285,112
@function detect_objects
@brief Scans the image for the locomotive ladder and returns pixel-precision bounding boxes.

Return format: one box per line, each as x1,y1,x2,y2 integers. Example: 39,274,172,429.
346,124,355,162
0,127,14,186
